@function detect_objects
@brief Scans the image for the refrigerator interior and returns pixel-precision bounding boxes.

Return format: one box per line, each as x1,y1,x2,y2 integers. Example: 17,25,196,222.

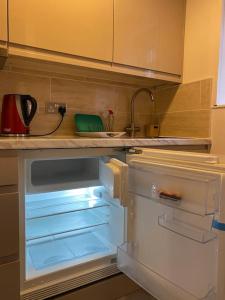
24,156,125,281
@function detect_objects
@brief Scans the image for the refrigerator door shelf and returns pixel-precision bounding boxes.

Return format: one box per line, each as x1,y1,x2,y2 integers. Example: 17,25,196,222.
158,213,217,244
128,159,220,216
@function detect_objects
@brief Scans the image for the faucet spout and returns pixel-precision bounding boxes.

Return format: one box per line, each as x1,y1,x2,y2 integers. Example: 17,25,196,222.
126,88,155,138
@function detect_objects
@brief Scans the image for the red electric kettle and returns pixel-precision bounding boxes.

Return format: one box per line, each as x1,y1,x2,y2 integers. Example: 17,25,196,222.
1,94,37,135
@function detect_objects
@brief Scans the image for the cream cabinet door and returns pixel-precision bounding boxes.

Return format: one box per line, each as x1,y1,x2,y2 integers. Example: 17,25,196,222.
114,0,186,75
0,261,20,300
9,0,113,62
0,192,19,259
0,0,7,42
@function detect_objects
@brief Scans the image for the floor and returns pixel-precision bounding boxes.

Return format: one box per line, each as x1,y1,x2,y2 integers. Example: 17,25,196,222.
118,290,156,300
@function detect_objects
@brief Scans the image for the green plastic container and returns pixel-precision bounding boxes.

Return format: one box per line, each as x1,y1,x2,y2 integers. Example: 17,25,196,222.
74,114,104,132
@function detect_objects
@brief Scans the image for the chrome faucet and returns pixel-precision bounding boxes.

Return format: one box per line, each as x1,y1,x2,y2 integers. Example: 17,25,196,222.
125,88,155,138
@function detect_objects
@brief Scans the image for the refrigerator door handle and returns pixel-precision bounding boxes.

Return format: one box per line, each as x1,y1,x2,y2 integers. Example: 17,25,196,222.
159,190,182,202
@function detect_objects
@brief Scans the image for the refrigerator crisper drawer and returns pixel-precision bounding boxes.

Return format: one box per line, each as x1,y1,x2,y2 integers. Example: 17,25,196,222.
128,159,221,215
119,194,217,300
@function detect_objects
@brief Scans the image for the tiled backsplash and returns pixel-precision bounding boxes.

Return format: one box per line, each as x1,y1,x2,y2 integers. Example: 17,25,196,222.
155,79,212,137
0,67,211,137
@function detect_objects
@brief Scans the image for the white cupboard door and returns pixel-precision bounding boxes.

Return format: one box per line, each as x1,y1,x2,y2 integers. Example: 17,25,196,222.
114,0,186,75
99,158,128,206
9,0,113,62
0,0,7,42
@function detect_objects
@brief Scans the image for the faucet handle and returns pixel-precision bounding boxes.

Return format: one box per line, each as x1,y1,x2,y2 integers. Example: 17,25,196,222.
125,126,140,137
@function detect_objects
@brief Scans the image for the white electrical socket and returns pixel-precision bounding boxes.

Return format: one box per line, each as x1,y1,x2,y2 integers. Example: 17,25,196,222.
46,102,67,114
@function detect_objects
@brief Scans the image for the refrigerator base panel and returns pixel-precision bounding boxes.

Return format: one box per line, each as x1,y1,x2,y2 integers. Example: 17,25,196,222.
21,263,120,300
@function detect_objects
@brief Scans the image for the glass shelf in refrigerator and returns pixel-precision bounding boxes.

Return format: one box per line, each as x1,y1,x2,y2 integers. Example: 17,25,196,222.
26,187,109,220
25,187,110,241
26,205,109,241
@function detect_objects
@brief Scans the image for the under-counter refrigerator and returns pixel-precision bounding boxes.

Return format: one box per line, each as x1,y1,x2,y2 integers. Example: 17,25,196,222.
19,147,225,300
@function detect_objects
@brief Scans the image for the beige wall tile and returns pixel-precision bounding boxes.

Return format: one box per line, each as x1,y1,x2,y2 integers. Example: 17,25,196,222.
51,77,117,113
136,114,153,136
133,92,154,115
113,86,133,114
51,78,153,113
156,81,201,113
113,112,130,132
200,78,212,108
154,79,212,138
31,111,75,136
159,110,211,138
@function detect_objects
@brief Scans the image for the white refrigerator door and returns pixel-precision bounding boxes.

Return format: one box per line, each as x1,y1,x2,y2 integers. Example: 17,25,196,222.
117,149,224,300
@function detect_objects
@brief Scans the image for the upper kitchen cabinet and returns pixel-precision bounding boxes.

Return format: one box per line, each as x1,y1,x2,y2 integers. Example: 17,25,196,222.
113,0,186,75
8,0,113,62
0,0,7,43
0,0,8,68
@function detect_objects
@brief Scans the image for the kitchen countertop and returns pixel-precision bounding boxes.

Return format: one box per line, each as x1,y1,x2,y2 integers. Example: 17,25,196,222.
0,136,211,150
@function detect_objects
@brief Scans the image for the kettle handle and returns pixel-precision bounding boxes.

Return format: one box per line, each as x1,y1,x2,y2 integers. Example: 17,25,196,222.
21,95,37,126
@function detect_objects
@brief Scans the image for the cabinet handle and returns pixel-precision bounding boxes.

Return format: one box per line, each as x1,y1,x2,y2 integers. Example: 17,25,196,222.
0,185,18,194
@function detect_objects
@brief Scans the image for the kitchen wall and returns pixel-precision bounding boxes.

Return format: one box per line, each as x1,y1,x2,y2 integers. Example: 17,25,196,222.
0,67,154,136
0,63,211,137
0,64,211,137
183,0,224,155
155,78,211,138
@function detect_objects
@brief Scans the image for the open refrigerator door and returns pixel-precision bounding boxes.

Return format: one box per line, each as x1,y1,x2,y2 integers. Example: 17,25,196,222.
117,148,225,300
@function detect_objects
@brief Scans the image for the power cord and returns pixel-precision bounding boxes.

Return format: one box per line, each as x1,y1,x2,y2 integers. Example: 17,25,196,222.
29,105,66,137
